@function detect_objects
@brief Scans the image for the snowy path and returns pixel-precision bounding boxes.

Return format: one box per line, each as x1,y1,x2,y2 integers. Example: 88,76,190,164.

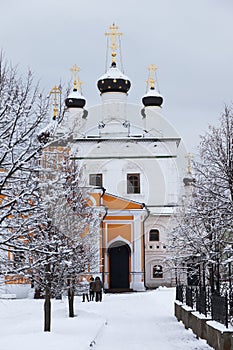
81,288,213,350
0,288,213,350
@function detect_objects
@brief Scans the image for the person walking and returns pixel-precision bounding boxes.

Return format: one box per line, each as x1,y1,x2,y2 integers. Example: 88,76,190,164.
89,276,95,301
80,277,89,302
94,276,103,302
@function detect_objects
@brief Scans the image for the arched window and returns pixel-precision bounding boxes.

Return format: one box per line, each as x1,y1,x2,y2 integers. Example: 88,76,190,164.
152,265,163,278
149,229,159,241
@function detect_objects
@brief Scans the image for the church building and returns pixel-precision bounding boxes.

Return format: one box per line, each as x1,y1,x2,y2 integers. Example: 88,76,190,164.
57,23,189,291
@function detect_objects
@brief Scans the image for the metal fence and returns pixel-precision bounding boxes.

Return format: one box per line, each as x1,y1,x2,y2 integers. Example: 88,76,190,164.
176,285,184,303
211,292,228,328
196,287,207,316
176,285,231,328
186,286,194,308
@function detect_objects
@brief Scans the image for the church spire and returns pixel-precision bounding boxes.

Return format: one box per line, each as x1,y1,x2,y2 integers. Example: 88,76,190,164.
105,23,123,65
97,23,131,96
183,153,195,186
185,153,192,175
146,64,158,91
70,64,83,93
50,85,61,120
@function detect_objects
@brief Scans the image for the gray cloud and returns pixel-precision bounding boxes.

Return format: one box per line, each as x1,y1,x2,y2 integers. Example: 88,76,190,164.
1,0,233,152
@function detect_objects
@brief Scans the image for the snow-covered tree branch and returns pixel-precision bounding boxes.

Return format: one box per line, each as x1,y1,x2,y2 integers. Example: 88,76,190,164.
168,106,233,289
0,53,53,276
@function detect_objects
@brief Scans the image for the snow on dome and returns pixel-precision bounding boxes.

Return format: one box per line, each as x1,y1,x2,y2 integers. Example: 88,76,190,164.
68,89,83,99
65,89,86,109
142,87,163,107
143,88,162,98
98,65,130,81
97,62,131,94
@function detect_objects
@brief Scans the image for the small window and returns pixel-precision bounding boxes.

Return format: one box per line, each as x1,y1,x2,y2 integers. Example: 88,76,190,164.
13,251,26,267
89,174,103,187
127,173,140,194
153,265,163,279
149,229,159,241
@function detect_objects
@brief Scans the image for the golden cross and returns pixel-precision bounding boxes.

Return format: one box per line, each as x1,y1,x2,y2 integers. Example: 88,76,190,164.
185,153,192,174
76,77,83,93
50,85,61,120
146,64,158,89
70,64,81,90
105,23,123,63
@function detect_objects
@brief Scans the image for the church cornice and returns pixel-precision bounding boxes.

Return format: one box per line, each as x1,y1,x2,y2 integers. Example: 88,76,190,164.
72,137,181,145
71,155,177,160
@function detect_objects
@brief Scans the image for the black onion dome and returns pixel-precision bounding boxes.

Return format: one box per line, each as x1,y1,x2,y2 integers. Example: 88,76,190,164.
97,62,131,94
142,87,163,107
65,89,86,109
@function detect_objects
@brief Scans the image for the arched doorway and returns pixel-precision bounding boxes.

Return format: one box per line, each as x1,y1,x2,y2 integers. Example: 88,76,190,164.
109,243,130,289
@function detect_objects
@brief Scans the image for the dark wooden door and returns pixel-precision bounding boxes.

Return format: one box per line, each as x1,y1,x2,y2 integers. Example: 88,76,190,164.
109,244,129,289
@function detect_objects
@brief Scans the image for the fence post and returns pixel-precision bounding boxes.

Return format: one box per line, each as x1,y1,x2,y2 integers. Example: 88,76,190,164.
176,285,184,303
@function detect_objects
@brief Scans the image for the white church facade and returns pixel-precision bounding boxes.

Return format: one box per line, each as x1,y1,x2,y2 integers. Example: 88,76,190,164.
57,23,189,291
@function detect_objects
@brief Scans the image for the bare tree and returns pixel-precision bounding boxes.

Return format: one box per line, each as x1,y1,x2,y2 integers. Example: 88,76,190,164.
168,106,233,289
61,160,100,318
0,52,52,280
29,153,100,331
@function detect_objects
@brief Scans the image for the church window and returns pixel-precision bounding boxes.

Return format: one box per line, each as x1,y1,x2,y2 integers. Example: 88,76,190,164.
89,174,103,187
13,251,26,267
152,265,163,279
149,229,159,241
127,173,140,194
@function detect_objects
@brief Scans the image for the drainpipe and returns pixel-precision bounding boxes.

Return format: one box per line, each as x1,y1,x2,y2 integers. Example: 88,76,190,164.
100,187,108,290
142,203,150,290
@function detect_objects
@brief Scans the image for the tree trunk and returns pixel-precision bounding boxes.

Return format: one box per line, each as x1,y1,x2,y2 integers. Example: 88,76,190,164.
44,263,51,332
68,286,75,318
44,286,51,331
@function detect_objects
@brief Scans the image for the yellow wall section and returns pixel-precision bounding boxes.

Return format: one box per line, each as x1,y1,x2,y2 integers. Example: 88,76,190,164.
5,276,30,284
103,193,143,210
107,223,131,243
105,216,133,221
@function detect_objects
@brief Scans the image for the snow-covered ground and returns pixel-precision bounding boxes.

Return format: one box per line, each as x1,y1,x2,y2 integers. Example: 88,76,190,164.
0,287,213,350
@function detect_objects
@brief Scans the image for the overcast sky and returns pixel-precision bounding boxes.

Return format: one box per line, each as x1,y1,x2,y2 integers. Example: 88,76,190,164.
1,0,233,152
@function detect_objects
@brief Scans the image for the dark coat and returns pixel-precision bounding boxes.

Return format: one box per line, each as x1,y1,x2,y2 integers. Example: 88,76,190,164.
89,281,95,292
94,279,103,292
